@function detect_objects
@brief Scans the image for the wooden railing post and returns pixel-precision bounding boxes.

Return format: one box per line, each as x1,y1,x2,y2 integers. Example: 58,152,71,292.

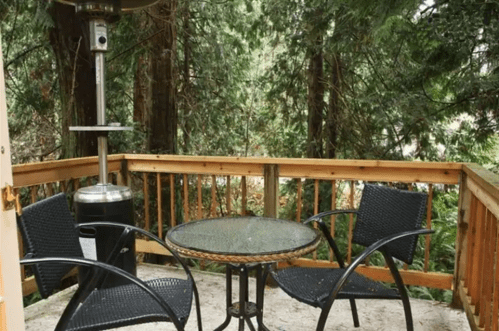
118,158,129,187
264,164,280,287
452,170,470,308
264,164,279,218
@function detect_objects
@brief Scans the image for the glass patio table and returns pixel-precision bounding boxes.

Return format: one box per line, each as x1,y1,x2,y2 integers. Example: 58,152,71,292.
165,216,320,331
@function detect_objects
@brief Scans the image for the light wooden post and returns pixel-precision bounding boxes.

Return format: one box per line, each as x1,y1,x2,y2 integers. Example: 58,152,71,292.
263,164,279,287
264,164,279,218
118,158,128,186
452,171,470,308
0,33,26,330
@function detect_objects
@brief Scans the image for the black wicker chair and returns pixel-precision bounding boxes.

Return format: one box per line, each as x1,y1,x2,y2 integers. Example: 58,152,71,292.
17,193,202,331
270,184,432,331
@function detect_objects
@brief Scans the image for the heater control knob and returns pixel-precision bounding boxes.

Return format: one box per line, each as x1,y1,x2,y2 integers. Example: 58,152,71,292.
99,36,107,44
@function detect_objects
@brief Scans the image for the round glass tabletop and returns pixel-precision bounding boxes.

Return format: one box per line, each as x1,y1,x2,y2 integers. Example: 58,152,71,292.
166,217,320,259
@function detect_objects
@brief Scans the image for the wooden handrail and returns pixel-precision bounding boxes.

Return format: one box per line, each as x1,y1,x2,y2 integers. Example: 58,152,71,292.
124,154,462,183
12,155,125,188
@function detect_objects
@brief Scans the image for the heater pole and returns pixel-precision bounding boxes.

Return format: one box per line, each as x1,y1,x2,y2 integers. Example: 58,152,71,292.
90,19,109,184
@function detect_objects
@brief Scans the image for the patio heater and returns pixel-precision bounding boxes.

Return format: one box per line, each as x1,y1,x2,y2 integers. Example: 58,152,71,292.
57,0,158,287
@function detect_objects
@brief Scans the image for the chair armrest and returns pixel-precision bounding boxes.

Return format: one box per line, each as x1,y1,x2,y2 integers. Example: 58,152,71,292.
76,222,195,281
319,228,434,304
303,210,357,268
303,209,357,225
20,256,185,330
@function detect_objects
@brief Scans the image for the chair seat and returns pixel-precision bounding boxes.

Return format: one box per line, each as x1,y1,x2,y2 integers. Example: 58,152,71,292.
66,277,193,331
272,267,400,308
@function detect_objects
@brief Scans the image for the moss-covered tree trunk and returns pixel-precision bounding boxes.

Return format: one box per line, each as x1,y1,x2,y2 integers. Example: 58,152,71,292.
180,0,192,153
149,0,178,154
307,36,324,159
134,54,152,150
49,3,98,158
326,52,342,159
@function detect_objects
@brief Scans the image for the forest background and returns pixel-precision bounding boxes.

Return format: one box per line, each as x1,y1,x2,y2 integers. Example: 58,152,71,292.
2,0,499,303
2,0,499,166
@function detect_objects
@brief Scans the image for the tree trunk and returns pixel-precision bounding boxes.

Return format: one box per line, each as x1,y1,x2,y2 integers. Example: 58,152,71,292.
326,52,342,159
49,3,98,158
180,0,192,153
134,54,152,150
149,0,178,154
307,36,324,159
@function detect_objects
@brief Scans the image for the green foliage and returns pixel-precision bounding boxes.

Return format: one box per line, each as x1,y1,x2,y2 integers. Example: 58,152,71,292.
2,0,59,163
23,290,41,307
4,0,499,163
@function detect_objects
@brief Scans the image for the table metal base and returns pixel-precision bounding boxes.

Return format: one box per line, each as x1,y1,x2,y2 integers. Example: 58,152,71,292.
214,264,270,331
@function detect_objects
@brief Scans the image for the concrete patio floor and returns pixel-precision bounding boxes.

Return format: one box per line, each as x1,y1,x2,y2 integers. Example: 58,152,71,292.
24,263,471,331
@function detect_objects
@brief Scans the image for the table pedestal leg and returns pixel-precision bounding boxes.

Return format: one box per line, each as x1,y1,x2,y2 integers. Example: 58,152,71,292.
256,265,270,331
214,267,232,331
214,264,270,331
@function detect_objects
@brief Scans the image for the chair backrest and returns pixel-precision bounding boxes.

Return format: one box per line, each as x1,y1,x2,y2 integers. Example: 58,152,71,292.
18,193,84,298
352,184,427,265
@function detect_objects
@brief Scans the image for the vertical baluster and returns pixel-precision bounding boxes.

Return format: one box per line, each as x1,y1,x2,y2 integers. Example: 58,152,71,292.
30,186,37,204
19,185,36,279
480,210,496,329
86,177,92,187
226,176,231,216
471,200,486,310
313,179,319,260
296,179,302,222
197,175,202,219
157,173,163,239
74,178,80,192
15,187,25,281
143,173,150,232
465,195,478,289
364,182,372,267
197,174,207,270
18,228,24,281
46,183,54,197
127,170,132,189
404,184,414,270
330,180,336,262
183,174,189,222
491,214,499,331
59,180,66,194
170,174,176,227
117,169,124,186
211,175,217,217
424,184,434,272
347,181,355,264
242,176,247,216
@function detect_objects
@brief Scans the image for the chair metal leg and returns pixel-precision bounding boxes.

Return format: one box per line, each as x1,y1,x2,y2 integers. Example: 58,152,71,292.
401,293,414,331
383,252,413,331
191,278,203,331
316,298,336,331
349,298,360,327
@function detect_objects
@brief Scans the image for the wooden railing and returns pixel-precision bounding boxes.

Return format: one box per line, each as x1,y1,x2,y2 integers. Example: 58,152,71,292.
454,164,499,331
12,153,498,331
